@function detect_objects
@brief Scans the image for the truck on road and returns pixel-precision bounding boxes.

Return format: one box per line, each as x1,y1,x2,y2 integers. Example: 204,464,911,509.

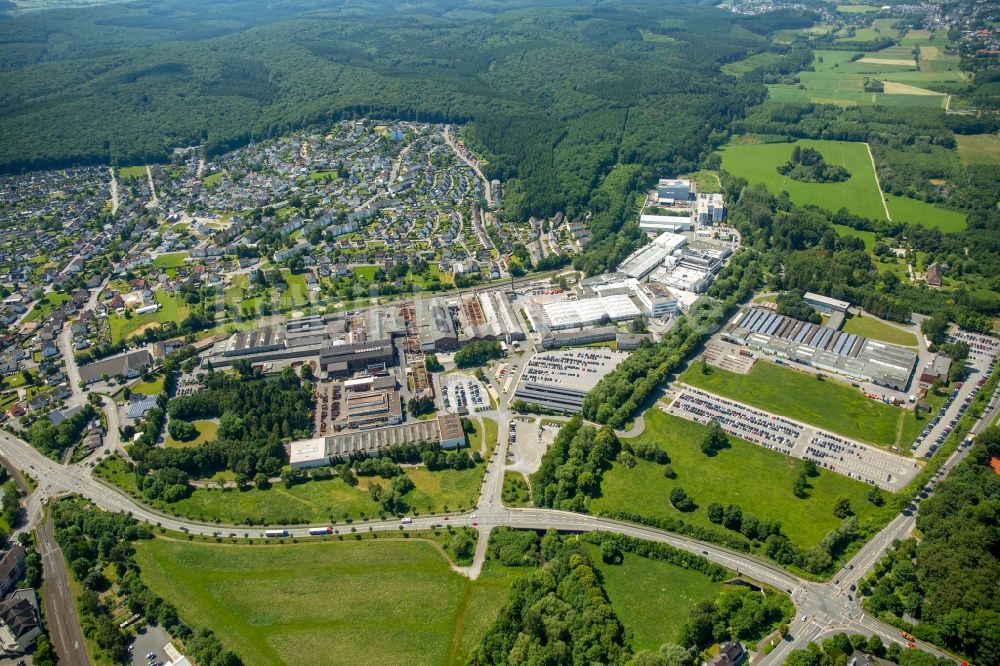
308,527,333,535
264,529,289,538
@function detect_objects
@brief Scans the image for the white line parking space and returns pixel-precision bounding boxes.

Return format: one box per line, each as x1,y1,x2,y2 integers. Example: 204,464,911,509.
668,387,919,491
443,375,489,414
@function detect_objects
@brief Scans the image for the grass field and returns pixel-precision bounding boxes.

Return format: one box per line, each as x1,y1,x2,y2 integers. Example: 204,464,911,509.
679,361,925,448
885,194,966,232
131,375,165,397
118,165,147,180
718,139,887,219
722,52,784,76
166,420,219,448
766,48,957,109
153,252,189,269
590,410,888,550
585,543,724,650
109,292,188,343
833,224,876,251
103,449,486,524
202,171,225,187
955,134,1000,166
24,291,70,323
352,265,378,280
680,170,723,193
134,537,520,666
841,314,918,347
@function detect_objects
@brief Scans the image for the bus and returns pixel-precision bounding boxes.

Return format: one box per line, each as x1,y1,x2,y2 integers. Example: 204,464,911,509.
308,527,333,536
264,529,289,538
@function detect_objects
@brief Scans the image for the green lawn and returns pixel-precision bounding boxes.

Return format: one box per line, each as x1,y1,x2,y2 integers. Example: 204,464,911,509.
841,313,918,347
166,420,219,448
833,224,876,251
718,139,887,219
118,165,147,180
591,410,889,550
955,134,1000,166
24,291,70,323
134,537,520,666
109,292,188,343
131,375,165,397
679,361,925,448
352,265,378,280
153,252,189,269
885,194,966,232
202,171,225,187
585,543,724,651
141,460,484,525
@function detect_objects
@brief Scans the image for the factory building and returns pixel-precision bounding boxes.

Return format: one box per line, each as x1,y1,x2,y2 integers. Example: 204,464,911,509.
618,232,688,280
696,193,726,225
639,214,693,234
414,297,458,352
540,326,619,350
288,413,465,468
541,294,640,330
633,282,679,319
656,178,693,203
803,292,850,314
724,307,917,390
319,339,395,375
455,290,525,345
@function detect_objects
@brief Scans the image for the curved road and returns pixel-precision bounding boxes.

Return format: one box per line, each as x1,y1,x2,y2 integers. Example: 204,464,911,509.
3,379,995,664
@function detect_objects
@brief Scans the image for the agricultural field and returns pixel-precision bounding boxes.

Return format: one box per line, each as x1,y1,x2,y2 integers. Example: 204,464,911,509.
590,410,888,551
134,537,521,666
841,314,918,347
585,543,725,651
718,139,887,219
678,360,926,448
885,194,966,232
767,48,960,109
955,134,1000,166
165,419,219,448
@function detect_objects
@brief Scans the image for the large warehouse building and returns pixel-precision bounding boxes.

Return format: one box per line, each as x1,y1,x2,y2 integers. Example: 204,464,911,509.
723,306,918,390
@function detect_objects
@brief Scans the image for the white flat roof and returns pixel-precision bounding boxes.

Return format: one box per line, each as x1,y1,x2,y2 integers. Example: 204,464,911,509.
289,437,327,464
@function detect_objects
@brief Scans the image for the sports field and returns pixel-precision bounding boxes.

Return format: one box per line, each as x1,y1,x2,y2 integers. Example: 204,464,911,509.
585,543,724,651
134,537,520,666
885,194,966,232
678,360,925,448
109,292,188,343
955,134,1000,166
841,314,918,347
718,139,887,219
590,410,888,550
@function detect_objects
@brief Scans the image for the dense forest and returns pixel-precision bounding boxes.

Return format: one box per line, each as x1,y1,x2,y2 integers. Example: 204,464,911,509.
0,0,806,224
859,427,1000,664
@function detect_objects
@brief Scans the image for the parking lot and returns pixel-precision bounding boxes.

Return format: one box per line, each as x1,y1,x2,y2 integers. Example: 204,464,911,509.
505,417,559,476
442,375,489,414
127,625,171,666
910,330,998,457
668,387,918,491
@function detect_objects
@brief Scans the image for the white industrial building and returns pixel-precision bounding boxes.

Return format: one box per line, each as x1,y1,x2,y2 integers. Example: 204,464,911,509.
696,193,726,225
639,214,693,233
633,282,679,318
618,232,688,280
541,294,641,330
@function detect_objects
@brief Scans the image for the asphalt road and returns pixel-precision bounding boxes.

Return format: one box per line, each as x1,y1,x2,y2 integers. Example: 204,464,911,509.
2,369,995,665
36,514,89,666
